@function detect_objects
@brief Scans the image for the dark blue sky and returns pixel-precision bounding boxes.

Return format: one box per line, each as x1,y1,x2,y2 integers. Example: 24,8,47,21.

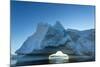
11,1,95,54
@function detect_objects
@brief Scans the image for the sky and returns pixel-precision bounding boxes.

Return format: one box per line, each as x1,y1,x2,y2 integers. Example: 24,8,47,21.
11,1,95,54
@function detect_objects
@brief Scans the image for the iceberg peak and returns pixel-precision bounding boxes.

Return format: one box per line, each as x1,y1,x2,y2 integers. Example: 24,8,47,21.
54,21,64,30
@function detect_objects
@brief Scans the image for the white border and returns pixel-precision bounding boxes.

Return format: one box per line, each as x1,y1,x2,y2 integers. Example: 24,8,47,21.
18,0,95,5
0,0,10,67
0,0,99,67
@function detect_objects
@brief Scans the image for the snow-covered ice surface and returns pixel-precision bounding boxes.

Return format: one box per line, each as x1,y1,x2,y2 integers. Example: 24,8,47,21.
16,22,51,54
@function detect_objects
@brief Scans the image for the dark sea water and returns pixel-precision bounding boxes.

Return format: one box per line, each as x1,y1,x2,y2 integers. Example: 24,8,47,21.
11,55,95,67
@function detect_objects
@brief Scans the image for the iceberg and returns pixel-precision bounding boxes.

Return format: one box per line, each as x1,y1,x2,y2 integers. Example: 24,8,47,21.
16,22,95,57
49,51,69,63
15,21,95,66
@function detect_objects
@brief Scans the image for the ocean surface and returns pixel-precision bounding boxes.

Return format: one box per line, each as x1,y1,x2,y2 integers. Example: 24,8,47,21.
11,54,94,67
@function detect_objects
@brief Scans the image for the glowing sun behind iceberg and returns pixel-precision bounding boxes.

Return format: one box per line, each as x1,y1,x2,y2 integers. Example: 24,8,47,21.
49,51,69,64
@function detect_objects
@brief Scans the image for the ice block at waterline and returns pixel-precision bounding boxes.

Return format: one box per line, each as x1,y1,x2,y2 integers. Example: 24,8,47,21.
49,51,69,63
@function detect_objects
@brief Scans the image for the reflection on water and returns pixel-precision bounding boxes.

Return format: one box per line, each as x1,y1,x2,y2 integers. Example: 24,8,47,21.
11,59,17,67
11,53,94,66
